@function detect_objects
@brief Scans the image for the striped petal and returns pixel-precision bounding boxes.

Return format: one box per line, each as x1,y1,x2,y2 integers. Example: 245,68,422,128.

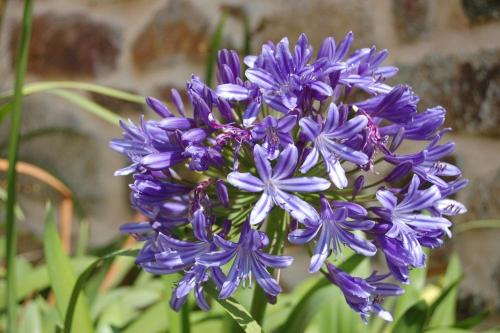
141,152,184,170
254,144,272,181
227,172,264,192
250,192,274,225
273,189,320,225
273,144,298,180
275,176,331,193
216,84,250,101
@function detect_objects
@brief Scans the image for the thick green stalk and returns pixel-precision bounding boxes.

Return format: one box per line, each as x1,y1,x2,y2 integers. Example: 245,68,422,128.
5,0,33,332
249,209,286,325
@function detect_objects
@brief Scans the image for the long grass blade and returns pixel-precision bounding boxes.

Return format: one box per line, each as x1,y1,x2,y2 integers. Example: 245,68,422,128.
278,254,364,333
205,284,263,333
5,1,33,331
0,81,145,103
46,89,122,126
63,248,138,333
43,203,95,333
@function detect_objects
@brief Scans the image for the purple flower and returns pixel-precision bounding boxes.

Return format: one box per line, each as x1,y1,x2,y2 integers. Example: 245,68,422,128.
374,175,453,267
227,144,330,225
385,134,461,188
251,115,297,159
170,264,226,311
327,264,404,322
218,34,333,113
289,195,376,272
217,49,242,85
299,103,369,188
132,232,227,311
380,106,446,141
355,85,418,124
111,32,468,316
197,222,293,298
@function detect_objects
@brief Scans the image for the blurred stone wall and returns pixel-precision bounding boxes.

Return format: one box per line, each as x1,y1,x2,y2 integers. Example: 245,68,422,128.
0,0,499,313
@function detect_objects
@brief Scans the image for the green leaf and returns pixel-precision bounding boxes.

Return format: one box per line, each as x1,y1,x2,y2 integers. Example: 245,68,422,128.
19,302,42,333
0,256,96,310
316,285,363,333
205,14,227,87
0,102,12,124
205,284,263,333
426,277,463,329
425,328,471,333
5,1,33,331
43,203,95,333
122,301,169,333
63,248,138,333
392,300,429,333
429,254,462,327
454,309,489,329
278,254,365,333
45,89,121,126
393,254,429,321
162,274,184,333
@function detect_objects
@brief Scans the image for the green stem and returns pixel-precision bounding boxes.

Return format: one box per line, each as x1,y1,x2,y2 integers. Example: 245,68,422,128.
249,209,286,325
180,301,191,333
5,1,33,332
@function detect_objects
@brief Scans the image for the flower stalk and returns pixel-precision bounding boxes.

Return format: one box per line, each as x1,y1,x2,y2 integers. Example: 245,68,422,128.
5,1,33,332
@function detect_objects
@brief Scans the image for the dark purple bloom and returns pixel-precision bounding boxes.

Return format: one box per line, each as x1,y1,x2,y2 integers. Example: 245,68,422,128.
299,103,369,188
216,179,229,207
197,222,293,298
227,144,330,225
380,106,446,141
251,115,297,159
289,195,376,272
217,49,242,85
327,264,404,322
355,85,418,124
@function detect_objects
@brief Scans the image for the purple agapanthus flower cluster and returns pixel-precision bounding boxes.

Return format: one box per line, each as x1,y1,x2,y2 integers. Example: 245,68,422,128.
111,33,467,322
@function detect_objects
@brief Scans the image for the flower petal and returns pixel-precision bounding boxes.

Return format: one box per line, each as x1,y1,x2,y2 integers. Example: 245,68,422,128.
310,81,333,98
376,190,398,210
433,199,467,216
309,227,330,273
299,117,321,141
141,152,184,170
227,172,264,192
323,139,369,165
216,84,250,101
328,115,367,139
273,144,298,180
255,252,293,268
325,158,348,189
288,225,320,244
254,144,272,181
273,189,320,225
300,147,319,173
250,256,282,296
250,192,274,225
275,177,331,193
246,68,276,90
277,114,297,132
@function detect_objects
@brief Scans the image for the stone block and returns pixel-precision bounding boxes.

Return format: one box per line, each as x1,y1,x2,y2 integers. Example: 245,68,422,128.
132,0,210,71
9,13,121,78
